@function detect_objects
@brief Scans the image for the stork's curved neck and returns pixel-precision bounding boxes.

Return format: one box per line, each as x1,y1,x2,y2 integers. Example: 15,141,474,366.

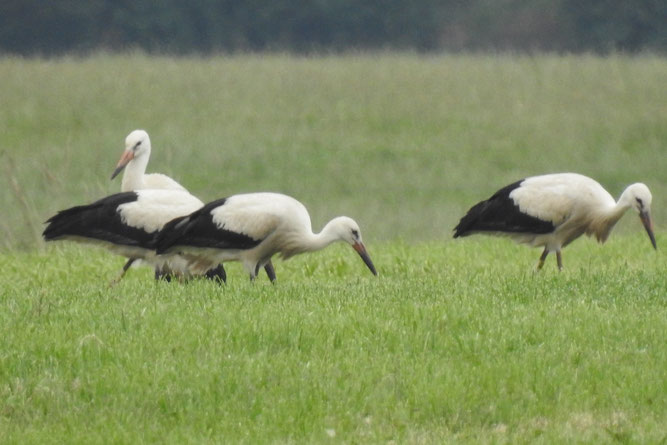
281,217,349,258
606,202,630,226
610,188,635,218
303,219,342,252
120,153,149,192
593,189,634,242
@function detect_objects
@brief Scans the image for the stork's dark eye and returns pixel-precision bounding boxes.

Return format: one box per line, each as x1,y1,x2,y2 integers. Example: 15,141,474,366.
134,141,142,150
636,197,643,206
351,229,359,238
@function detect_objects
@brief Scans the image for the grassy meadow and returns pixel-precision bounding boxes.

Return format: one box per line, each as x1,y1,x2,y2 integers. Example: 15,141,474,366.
1,53,666,443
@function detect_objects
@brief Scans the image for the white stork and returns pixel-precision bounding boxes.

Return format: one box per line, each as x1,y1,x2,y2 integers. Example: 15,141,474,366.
109,129,275,282
43,189,225,283
154,192,378,280
111,129,187,192
453,173,657,270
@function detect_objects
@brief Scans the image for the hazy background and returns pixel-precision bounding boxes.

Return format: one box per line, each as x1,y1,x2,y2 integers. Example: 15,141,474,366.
1,0,666,55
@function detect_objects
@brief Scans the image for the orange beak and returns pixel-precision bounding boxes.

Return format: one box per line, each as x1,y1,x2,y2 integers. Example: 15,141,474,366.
353,242,377,276
110,149,134,180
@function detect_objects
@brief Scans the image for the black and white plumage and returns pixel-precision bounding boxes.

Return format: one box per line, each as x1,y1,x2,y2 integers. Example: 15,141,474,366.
155,192,378,280
109,129,228,282
42,189,224,282
454,173,657,270
109,129,274,282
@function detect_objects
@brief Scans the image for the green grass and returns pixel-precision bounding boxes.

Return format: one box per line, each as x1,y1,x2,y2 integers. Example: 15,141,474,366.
1,53,666,442
1,236,665,443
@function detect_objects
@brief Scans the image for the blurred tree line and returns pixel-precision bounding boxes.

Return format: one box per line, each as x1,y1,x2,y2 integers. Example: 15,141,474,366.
1,0,665,55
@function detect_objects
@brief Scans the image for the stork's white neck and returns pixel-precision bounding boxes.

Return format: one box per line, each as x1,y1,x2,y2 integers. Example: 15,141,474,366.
592,187,635,242
308,219,344,250
615,193,633,211
607,187,640,220
282,218,345,258
120,153,149,192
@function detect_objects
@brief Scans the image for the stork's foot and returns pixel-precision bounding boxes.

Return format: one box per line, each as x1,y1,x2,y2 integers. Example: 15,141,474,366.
556,251,563,271
109,275,124,287
110,258,136,287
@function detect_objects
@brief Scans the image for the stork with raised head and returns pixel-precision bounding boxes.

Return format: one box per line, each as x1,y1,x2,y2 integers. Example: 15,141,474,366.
110,129,189,280
453,173,657,270
111,129,187,192
155,192,378,280
109,129,274,282
43,189,225,283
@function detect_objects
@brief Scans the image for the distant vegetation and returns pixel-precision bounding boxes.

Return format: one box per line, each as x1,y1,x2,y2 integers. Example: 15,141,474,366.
1,0,666,55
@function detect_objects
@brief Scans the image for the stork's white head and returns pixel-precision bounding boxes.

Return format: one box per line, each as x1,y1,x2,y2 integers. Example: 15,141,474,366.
125,130,151,156
622,183,656,249
111,130,152,180
327,216,377,276
624,183,652,213
329,216,363,244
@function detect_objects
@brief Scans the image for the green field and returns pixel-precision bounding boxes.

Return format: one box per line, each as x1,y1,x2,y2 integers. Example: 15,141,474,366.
1,53,666,443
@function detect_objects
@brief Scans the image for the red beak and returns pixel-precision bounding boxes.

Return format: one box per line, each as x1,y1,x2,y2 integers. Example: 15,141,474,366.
111,149,134,180
640,210,657,250
353,242,378,276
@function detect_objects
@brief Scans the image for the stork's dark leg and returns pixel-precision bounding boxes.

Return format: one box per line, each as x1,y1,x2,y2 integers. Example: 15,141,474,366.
536,248,549,271
122,258,136,273
205,264,227,284
264,261,277,283
110,258,136,286
556,251,563,271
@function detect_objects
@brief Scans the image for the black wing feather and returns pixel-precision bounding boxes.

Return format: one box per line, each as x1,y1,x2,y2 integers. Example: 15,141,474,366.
43,192,156,248
155,198,262,254
453,179,555,237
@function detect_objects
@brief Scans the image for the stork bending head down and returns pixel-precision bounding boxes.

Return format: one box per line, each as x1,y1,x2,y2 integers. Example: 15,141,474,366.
453,173,656,270
155,192,377,280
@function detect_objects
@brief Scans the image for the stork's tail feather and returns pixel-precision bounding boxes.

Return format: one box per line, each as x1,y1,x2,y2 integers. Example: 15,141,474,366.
453,183,524,238
453,179,555,237
42,192,155,248
453,200,488,238
43,204,94,241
